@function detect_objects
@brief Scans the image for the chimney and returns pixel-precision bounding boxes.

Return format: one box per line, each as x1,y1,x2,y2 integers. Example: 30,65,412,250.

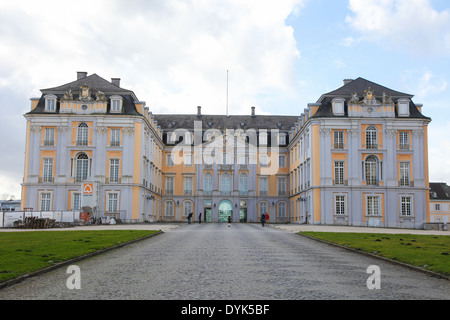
197,106,202,117
343,79,353,85
251,106,256,117
77,71,87,80
111,78,121,87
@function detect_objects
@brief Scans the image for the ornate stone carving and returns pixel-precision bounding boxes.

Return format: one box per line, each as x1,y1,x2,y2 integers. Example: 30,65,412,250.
96,126,107,135
79,85,93,102
363,87,378,105
96,90,107,101
349,129,360,136
30,126,41,134
58,126,70,135
382,92,393,104
61,89,73,101
385,129,397,138
412,129,424,137
123,127,135,136
349,92,360,104
319,128,332,137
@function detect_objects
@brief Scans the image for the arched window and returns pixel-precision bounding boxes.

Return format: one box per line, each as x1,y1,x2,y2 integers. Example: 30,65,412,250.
204,173,212,195
239,173,248,195
365,155,378,186
75,153,89,182
366,126,377,149
277,202,287,219
221,173,231,195
183,201,193,218
165,200,174,218
77,123,89,146
259,201,268,217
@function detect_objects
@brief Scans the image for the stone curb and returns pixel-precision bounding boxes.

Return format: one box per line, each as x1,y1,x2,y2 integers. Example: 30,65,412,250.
297,233,450,281
0,231,164,290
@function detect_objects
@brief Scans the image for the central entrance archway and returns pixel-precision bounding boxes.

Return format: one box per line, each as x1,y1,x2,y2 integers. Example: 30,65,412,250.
218,200,232,223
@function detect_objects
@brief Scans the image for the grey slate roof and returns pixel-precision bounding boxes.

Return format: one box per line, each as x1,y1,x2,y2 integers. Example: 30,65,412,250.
153,114,298,131
319,77,414,100
314,77,429,119
41,74,135,96
430,183,450,200
27,73,140,116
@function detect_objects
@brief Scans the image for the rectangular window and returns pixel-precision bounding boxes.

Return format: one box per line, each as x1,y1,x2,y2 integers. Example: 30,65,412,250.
367,196,380,216
401,196,412,216
165,177,174,195
259,177,268,196
166,154,174,166
111,129,121,147
107,193,119,212
184,176,193,195
73,193,81,211
46,99,56,111
399,162,410,186
259,132,267,145
184,154,193,166
259,154,269,167
279,155,287,168
399,131,409,150
40,192,52,211
109,159,120,183
334,131,344,149
334,161,345,185
43,158,54,182
278,134,286,145
278,177,287,196
111,99,121,112
335,195,346,215
44,128,55,146
435,203,441,211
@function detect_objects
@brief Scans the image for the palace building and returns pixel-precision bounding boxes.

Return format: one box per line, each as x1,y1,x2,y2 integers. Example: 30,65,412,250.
21,72,431,228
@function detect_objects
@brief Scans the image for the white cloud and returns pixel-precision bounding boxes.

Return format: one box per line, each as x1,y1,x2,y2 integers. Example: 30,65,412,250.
0,0,304,198
0,0,304,115
345,0,450,55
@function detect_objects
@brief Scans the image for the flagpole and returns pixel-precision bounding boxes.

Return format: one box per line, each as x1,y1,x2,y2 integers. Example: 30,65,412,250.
226,69,229,117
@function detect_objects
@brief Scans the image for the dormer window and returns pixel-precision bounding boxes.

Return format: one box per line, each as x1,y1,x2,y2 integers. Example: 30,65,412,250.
44,95,57,112
332,98,345,116
110,96,123,113
397,98,410,117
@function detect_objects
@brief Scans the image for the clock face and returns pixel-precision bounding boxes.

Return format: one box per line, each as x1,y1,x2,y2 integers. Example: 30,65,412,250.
82,105,88,110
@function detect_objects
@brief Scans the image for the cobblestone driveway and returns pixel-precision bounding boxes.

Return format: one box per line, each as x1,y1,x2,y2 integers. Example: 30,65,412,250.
0,223,448,300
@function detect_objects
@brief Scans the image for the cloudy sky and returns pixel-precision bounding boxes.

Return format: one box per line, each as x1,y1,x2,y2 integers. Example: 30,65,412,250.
0,0,449,199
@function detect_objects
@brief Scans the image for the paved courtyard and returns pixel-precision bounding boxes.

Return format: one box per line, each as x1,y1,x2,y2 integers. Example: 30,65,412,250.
0,223,448,300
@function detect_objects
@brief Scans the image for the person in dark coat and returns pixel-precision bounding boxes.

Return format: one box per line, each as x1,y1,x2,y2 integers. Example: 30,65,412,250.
188,212,193,224
198,212,202,224
228,216,232,227
260,214,266,227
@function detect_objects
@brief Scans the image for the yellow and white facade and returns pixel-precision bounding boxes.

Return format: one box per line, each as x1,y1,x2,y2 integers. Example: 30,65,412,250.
22,74,432,228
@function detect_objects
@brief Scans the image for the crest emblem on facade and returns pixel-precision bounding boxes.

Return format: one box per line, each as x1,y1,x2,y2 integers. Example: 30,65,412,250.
79,84,93,102
363,87,377,105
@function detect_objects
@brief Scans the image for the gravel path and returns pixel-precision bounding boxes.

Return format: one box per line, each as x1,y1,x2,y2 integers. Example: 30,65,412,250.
0,223,448,300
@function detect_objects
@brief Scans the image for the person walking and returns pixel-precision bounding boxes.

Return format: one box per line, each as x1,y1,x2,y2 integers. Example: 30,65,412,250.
198,212,202,224
260,214,266,227
188,212,193,224
228,216,232,227
265,213,270,226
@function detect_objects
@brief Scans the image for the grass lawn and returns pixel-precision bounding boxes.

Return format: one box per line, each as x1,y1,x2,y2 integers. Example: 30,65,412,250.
0,230,160,283
301,232,450,276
